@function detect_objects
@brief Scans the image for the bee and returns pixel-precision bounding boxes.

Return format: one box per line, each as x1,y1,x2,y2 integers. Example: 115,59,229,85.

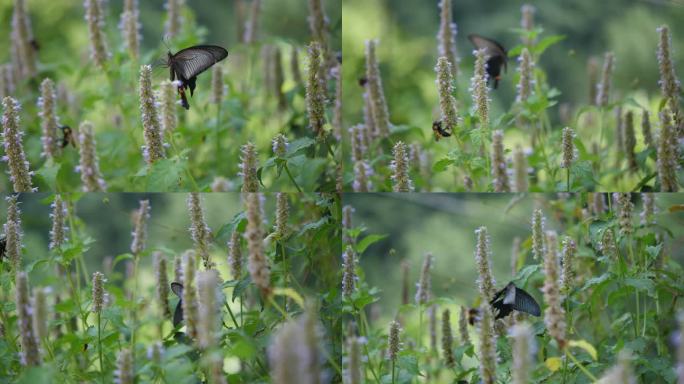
432,120,452,141
59,125,77,149
358,76,368,87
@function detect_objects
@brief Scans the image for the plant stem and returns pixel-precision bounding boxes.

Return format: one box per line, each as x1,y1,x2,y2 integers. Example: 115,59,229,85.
391,360,396,384
97,311,104,384
418,304,423,351
566,349,598,382
216,103,221,165
268,295,290,320
566,168,571,192
224,302,240,328
284,164,303,192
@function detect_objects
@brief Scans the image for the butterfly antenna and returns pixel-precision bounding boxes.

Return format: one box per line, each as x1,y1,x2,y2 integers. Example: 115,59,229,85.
162,34,173,52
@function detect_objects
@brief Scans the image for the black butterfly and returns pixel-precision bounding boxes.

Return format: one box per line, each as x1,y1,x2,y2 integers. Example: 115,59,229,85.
59,125,76,148
469,282,541,325
166,45,228,110
491,282,541,319
467,34,508,89
0,235,6,263
171,282,184,328
432,120,452,141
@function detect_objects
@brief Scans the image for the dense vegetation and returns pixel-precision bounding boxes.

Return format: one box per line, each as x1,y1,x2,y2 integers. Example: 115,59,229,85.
0,0,341,193
341,0,683,192
0,192,342,383
342,193,684,383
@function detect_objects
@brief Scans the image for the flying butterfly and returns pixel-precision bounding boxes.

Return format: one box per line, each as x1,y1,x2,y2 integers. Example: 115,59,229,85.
171,282,184,328
491,281,541,319
59,125,76,148
432,120,452,141
166,45,228,110
467,34,508,89
469,282,541,325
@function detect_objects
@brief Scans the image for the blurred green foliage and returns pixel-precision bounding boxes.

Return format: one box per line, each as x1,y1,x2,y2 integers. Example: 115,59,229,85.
345,193,684,315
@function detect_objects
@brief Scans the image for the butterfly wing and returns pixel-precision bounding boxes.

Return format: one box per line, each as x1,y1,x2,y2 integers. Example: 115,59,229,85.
468,34,508,77
170,45,228,80
468,34,507,60
173,301,184,328
513,286,541,316
171,282,184,297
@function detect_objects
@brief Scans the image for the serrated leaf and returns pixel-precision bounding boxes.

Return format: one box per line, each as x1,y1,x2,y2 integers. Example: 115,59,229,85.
145,159,184,191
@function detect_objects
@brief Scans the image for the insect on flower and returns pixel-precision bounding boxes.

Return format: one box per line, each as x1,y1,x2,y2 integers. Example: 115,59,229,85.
432,120,453,141
59,125,77,148
468,34,508,89
165,45,228,110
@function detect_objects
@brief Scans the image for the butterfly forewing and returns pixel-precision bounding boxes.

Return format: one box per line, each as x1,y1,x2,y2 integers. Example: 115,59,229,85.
468,34,506,58
513,286,541,316
171,45,228,80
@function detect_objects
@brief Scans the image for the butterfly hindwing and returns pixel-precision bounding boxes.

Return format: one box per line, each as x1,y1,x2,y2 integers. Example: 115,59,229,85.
513,286,541,316
173,301,184,328
490,282,541,320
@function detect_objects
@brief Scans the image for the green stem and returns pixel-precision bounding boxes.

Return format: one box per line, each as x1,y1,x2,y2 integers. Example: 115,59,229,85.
97,312,104,383
418,304,423,351
284,164,303,192
566,167,571,192
240,294,244,327
224,302,240,328
391,359,396,384
130,256,140,352
566,350,598,382
268,295,290,320
359,311,381,384
216,103,222,165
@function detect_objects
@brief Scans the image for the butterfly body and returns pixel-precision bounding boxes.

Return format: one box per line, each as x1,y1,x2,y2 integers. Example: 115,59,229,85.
166,45,228,110
467,34,508,89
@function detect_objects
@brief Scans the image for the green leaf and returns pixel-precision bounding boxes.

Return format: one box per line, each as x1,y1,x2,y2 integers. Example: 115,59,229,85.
145,159,185,191
568,339,598,360
625,277,656,297
356,234,388,254
433,157,455,172
232,275,252,302
533,35,566,56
